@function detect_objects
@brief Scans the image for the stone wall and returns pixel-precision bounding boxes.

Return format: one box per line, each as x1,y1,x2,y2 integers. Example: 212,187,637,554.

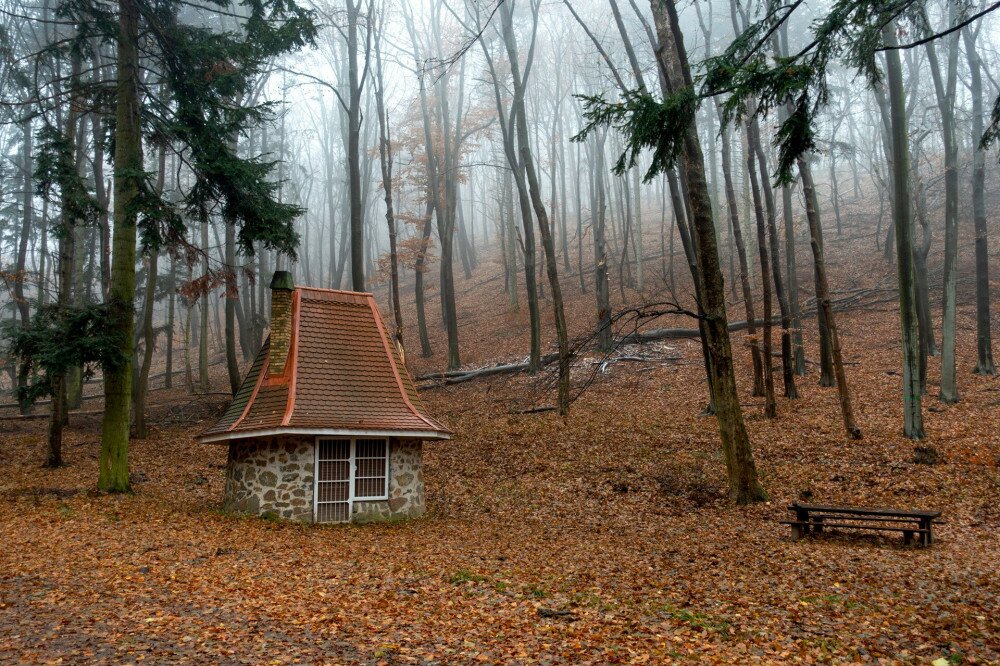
223,437,425,523
353,440,425,523
224,437,314,521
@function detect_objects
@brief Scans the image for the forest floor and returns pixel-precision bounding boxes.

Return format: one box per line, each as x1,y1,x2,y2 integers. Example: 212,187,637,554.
2,219,999,664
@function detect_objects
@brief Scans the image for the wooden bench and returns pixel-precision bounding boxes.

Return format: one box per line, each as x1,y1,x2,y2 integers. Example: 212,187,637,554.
781,502,941,546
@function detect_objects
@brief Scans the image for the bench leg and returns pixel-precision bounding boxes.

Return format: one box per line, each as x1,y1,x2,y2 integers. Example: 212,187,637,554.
790,523,803,540
902,530,913,546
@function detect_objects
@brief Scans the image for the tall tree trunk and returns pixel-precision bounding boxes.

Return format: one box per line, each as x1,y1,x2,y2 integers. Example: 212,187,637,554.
225,215,240,395
92,103,111,302
750,122,797,399
404,5,458,367
166,253,175,389
198,208,210,392
133,252,157,438
746,124,776,417
923,8,960,404
593,130,612,353
799,160,862,439
39,199,49,310
828,139,842,235
433,18,463,372
812,196,835,388
346,0,366,291
414,208,434,358
912,160,933,393
781,171,804,376
133,146,166,438
14,117,33,415
883,24,924,439
651,0,764,503
964,27,995,376
184,258,194,392
501,165,520,308
719,117,764,396
471,10,540,369
373,12,404,348
48,43,85,467
501,0,570,415
99,0,142,492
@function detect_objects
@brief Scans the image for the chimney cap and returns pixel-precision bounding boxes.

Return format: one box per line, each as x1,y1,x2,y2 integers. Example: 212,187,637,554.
270,271,294,291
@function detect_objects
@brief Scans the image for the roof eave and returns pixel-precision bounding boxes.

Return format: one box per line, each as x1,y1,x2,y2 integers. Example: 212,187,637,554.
197,426,453,445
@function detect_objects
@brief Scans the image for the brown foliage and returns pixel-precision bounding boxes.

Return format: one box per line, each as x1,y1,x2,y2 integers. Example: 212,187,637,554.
1,225,999,663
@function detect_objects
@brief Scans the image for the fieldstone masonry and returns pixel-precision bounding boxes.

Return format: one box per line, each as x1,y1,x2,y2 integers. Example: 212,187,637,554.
224,437,315,520
353,439,425,523
223,436,425,523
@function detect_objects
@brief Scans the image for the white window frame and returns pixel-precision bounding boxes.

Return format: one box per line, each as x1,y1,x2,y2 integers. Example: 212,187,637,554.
313,437,390,523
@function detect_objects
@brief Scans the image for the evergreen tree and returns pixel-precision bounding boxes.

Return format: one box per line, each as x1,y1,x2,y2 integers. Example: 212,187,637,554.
24,0,316,490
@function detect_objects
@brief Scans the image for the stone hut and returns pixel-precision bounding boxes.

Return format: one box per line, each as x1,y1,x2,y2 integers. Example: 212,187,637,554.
197,272,451,523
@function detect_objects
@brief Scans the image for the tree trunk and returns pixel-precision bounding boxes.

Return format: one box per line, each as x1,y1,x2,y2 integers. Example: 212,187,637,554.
471,11,540,370
798,159,862,440
184,258,194,392
134,146,167,438
14,118,32,414
811,186,835,389
414,207,434,358
165,253,175,389
501,0,570,415
718,117,764,396
373,13,404,349
48,43,85,467
650,0,764,503
225,215,240,395
346,0,366,291
198,209,211,392
964,27,995,376
593,130,612,353
133,251,157,438
912,161,933,393
746,124,777,418
99,0,142,492
883,24,924,439
780,172,804,376
923,8,960,404
750,122,798,399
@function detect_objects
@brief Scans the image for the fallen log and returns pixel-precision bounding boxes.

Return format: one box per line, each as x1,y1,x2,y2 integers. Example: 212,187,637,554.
621,317,781,344
509,405,557,414
415,285,900,390
418,352,561,389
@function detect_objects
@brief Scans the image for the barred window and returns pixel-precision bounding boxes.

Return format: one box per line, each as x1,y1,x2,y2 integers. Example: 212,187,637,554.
353,438,389,500
314,438,390,523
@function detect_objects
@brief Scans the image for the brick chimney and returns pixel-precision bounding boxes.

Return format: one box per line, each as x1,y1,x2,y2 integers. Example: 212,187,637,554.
268,271,295,377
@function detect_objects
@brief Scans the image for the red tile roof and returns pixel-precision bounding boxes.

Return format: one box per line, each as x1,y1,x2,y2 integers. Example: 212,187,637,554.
198,287,451,443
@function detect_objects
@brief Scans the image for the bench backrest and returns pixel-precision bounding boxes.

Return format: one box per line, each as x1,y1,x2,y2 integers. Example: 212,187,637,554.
789,502,941,518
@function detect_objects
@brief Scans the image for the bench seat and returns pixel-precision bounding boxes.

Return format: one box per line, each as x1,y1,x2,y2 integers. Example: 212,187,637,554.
783,502,941,546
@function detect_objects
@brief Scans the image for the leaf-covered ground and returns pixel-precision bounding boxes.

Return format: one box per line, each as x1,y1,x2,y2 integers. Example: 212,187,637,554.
2,224,999,663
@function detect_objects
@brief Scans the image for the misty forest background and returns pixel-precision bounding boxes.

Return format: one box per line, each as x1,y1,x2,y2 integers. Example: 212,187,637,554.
2,0,998,497
2,0,1000,661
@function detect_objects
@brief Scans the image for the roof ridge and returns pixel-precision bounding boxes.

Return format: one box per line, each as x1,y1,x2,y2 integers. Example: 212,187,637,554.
297,286,374,297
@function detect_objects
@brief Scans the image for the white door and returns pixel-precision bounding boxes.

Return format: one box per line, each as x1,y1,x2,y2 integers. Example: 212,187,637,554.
315,439,352,523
